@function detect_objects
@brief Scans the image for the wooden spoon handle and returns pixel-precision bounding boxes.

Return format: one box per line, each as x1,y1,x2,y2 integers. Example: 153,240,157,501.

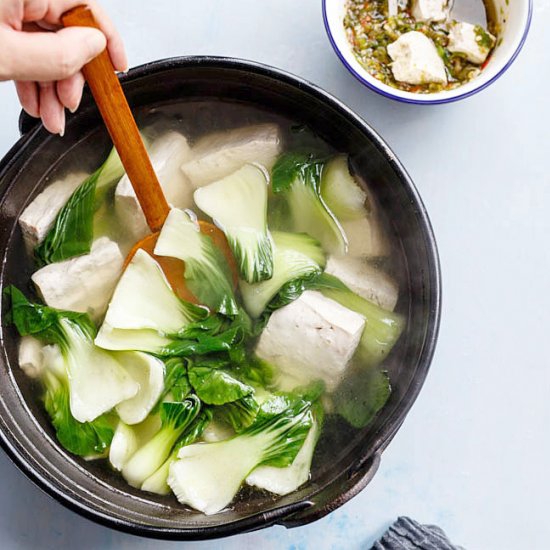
62,5,169,232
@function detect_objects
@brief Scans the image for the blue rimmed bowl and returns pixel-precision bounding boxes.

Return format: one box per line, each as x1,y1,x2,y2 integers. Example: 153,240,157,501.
323,0,533,104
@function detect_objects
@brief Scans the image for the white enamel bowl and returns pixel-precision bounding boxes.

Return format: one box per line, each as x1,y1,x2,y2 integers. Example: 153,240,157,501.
323,0,533,104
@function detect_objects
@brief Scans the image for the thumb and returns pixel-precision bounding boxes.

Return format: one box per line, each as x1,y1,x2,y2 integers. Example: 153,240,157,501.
0,27,106,82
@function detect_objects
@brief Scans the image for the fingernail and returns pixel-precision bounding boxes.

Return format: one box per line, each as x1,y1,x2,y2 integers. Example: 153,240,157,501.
59,110,66,137
69,100,80,114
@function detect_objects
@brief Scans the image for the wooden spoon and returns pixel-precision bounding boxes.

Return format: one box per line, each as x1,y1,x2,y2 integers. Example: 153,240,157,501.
61,6,235,300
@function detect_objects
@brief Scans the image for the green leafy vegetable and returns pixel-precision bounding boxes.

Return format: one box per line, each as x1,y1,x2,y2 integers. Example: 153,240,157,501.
188,363,254,405
246,414,319,496
154,208,238,314
167,394,314,514
215,394,259,433
158,325,243,358
272,153,347,255
158,358,191,404
95,249,207,353
141,408,212,495
122,396,201,488
35,147,124,265
6,286,139,423
114,351,165,425
240,231,326,318
320,155,367,221
194,163,274,284
109,415,161,472
43,368,115,457
332,367,391,428
5,285,95,342
232,356,274,390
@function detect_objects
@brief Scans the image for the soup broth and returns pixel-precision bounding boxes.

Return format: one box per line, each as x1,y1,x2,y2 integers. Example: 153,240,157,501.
10,101,407,514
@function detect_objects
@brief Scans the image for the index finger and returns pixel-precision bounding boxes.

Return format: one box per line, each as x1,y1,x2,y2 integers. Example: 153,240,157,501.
40,0,127,72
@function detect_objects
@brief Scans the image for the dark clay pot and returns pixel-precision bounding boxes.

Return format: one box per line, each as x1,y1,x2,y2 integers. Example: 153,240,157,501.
0,57,441,540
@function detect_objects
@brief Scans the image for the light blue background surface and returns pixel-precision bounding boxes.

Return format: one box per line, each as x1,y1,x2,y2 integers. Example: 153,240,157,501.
0,1,548,548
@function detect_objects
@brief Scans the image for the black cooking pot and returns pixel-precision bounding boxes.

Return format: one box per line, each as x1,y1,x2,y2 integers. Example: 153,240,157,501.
0,57,440,539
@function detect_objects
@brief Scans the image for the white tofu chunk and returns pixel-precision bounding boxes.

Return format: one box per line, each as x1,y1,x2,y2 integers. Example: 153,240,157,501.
18,336,44,379
387,31,447,85
412,0,448,22
115,131,193,241
325,256,399,311
255,291,365,392
341,215,390,258
181,124,282,188
32,237,124,320
19,171,87,250
448,21,495,64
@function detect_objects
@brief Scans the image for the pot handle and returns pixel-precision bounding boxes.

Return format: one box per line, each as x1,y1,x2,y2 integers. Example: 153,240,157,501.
18,110,41,136
277,451,382,528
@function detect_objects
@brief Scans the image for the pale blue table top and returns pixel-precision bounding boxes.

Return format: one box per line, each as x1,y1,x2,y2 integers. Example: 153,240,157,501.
0,1,548,549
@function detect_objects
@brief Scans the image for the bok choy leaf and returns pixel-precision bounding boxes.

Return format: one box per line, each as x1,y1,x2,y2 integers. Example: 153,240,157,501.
320,155,367,222
332,366,391,428
194,164,273,283
5,286,139,423
272,153,347,255
122,396,201,488
94,249,208,353
35,147,124,265
167,394,313,514
215,394,260,433
154,209,238,315
246,414,319,496
240,231,326,318
187,362,254,405
43,366,116,457
141,407,212,495
156,358,191,405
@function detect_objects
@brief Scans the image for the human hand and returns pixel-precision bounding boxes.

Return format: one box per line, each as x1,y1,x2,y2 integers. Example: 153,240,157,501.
0,0,127,135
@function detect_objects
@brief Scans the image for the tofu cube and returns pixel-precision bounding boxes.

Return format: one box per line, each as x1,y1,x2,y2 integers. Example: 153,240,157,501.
412,0,448,22
255,291,365,391
448,22,496,64
32,237,124,320
387,31,447,85
18,336,44,379
19,171,88,250
181,124,282,188
325,256,399,311
115,131,193,241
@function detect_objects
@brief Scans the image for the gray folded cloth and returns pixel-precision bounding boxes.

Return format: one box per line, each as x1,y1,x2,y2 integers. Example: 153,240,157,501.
371,516,466,550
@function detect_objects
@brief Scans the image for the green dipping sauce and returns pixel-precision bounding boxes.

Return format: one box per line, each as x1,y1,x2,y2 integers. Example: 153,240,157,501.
343,0,498,93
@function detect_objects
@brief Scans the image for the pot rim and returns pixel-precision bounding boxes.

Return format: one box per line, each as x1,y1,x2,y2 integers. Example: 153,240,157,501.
0,55,441,539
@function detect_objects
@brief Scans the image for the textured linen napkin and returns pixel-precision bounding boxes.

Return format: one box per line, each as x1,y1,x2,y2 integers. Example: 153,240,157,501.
371,516,466,550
